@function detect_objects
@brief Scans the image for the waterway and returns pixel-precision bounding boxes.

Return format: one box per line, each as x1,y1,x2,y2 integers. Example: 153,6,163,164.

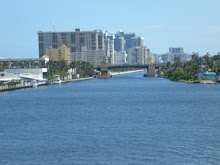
0,72,220,165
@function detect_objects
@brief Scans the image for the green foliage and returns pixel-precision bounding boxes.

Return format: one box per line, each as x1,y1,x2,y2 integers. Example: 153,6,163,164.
46,60,94,80
158,53,220,81
46,60,68,80
7,81,20,86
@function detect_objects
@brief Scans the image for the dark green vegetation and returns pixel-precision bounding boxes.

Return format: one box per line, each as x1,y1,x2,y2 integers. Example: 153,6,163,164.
46,60,94,80
0,80,21,86
159,53,220,81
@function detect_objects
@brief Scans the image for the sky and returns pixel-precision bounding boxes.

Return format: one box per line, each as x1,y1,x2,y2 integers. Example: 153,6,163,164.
0,0,220,58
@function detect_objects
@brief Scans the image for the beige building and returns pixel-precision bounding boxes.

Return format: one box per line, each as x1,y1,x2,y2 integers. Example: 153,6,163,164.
46,44,70,63
127,46,148,65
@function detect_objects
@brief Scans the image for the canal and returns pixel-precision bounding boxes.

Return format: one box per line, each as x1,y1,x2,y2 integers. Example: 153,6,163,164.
0,71,220,164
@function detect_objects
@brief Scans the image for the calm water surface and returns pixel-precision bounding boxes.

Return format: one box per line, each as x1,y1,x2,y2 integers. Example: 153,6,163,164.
0,72,220,165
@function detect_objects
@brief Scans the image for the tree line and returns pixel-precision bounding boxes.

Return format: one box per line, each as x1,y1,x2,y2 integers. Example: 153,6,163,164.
0,60,94,80
46,60,94,80
159,53,220,81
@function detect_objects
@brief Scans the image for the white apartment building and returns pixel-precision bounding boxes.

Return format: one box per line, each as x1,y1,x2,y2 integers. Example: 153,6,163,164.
114,51,127,65
127,46,147,65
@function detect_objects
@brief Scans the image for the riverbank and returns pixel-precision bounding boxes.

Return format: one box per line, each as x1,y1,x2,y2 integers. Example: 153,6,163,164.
111,69,144,76
63,77,93,83
158,75,217,84
0,83,32,92
0,77,94,93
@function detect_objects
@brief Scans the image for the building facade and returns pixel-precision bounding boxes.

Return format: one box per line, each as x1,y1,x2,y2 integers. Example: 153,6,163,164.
104,32,115,65
71,46,107,66
115,31,136,51
127,46,147,65
157,47,192,63
114,51,127,65
131,36,144,47
38,29,105,58
46,44,70,63
114,34,126,52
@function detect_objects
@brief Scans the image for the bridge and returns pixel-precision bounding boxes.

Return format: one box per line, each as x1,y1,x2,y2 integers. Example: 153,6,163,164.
95,63,165,77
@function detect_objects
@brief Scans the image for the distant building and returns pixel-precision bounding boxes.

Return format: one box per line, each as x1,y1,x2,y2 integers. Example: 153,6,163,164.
169,47,184,54
156,47,192,63
123,33,136,50
127,46,148,65
71,46,107,66
114,34,126,52
152,54,160,64
46,44,70,63
131,36,144,47
104,32,115,65
38,29,105,58
115,31,136,51
114,51,127,65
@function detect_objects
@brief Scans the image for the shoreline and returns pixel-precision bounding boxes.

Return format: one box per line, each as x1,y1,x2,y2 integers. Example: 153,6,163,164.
63,77,93,83
0,77,94,93
111,70,144,76
158,76,218,84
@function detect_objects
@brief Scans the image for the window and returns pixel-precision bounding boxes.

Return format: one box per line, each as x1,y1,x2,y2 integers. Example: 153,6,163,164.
71,47,76,52
80,37,85,44
71,33,76,44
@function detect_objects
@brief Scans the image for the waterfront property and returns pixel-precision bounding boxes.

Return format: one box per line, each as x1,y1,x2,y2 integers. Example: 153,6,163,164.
38,29,106,58
153,47,192,64
38,29,150,66
0,68,48,88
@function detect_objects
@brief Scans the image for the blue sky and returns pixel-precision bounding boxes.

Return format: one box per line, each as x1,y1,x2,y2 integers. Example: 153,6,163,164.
0,0,220,58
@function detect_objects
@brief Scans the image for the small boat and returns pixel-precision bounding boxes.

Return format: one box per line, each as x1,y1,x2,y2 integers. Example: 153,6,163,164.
53,75,62,84
143,73,148,77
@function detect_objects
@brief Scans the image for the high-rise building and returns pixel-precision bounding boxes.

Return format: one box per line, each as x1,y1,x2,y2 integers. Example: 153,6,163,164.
131,36,144,47
104,32,115,65
169,47,184,54
114,34,126,52
127,46,147,65
157,47,192,63
71,46,107,66
115,30,135,51
38,29,105,58
123,33,136,50
114,51,127,65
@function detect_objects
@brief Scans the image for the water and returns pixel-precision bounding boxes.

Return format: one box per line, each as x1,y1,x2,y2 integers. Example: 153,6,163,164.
0,72,220,165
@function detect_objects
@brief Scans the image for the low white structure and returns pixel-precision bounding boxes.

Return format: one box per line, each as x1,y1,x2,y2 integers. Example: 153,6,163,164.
0,68,47,83
0,72,20,81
